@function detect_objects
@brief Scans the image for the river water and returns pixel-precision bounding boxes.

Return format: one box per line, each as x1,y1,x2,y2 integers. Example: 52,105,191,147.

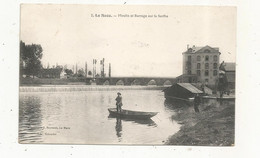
19,88,180,144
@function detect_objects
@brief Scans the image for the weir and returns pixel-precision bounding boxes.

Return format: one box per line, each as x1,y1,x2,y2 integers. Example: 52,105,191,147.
20,85,167,92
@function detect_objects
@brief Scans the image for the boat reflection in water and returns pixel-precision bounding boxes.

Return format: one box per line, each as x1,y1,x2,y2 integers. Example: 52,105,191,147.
115,118,122,141
108,114,157,141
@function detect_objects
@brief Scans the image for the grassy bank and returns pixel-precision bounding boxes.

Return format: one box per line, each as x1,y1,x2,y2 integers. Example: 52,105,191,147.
166,99,235,146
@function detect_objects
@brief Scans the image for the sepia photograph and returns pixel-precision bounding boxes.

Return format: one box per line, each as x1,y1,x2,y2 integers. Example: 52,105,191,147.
19,4,236,145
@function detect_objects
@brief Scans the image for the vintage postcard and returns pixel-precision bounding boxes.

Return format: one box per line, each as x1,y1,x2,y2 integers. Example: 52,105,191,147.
19,4,236,145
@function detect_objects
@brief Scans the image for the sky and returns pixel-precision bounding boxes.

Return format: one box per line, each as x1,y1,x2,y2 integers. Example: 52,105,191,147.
20,5,236,77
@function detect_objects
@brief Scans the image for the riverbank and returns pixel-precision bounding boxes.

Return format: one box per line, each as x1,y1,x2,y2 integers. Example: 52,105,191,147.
19,85,167,92
166,99,235,146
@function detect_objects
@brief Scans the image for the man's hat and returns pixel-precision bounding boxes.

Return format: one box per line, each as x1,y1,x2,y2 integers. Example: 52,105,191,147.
117,92,121,95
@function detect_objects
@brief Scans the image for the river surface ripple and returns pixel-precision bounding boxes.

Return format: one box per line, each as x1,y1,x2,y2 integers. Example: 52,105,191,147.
19,89,180,144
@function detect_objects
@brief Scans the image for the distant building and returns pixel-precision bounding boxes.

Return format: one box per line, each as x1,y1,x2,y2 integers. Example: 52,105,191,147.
60,69,67,79
181,45,221,86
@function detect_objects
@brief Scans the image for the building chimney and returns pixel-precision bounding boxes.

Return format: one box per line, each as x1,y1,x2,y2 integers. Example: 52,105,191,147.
187,44,189,50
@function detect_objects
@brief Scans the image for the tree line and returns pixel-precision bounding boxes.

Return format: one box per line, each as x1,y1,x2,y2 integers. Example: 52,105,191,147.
20,41,43,78
20,40,93,78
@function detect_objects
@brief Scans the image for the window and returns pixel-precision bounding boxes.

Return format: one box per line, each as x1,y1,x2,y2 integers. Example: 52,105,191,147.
205,55,209,61
187,62,191,69
214,63,218,69
188,55,191,61
205,63,209,69
205,70,209,76
197,70,201,76
197,56,201,61
213,70,218,76
214,55,218,61
197,63,201,69
188,70,191,75
205,79,209,83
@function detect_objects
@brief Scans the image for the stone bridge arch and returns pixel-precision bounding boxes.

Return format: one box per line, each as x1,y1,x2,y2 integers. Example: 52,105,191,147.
116,79,124,85
93,77,176,86
131,79,141,85
163,80,172,86
147,79,157,86
103,80,110,85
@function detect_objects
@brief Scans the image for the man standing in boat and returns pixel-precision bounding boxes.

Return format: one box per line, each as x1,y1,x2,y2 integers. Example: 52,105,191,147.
115,92,123,112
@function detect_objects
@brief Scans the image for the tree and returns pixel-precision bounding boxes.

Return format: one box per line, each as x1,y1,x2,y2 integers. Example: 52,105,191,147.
77,68,85,77
20,41,26,77
88,71,92,76
20,41,43,78
65,69,73,76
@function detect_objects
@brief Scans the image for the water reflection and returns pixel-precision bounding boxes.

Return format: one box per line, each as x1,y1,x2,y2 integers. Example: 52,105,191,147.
20,90,179,144
19,96,43,143
111,115,158,142
164,99,190,111
115,118,122,141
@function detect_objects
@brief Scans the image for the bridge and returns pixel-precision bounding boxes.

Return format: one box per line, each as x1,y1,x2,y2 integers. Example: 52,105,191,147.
85,77,177,86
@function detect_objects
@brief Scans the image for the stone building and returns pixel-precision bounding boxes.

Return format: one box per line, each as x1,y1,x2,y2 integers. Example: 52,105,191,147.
182,45,221,86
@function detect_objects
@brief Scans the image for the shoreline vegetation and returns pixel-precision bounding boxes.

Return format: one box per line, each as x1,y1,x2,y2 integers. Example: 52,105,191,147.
165,99,235,146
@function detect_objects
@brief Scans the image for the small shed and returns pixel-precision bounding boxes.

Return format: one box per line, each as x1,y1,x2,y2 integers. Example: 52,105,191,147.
163,83,203,100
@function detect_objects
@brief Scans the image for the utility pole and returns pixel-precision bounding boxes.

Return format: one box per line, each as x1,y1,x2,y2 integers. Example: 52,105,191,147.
100,58,105,78
76,63,78,75
93,59,94,78
95,59,97,77
109,63,111,77
100,60,102,77
85,62,87,78
93,59,97,78
102,58,105,77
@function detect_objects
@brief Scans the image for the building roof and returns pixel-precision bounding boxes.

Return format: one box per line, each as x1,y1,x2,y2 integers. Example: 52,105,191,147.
183,45,220,54
177,83,203,94
190,47,203,53
225,63,236,71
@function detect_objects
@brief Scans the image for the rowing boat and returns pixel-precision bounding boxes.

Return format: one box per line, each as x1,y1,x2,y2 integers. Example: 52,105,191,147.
108,108,158,120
